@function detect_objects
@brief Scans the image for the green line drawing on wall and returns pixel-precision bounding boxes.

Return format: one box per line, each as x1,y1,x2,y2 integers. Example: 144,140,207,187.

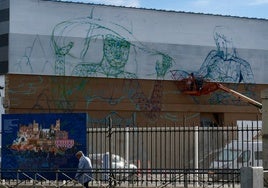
51,15,174,79
15,35,53,74
49,13,175,122
87,111,136,128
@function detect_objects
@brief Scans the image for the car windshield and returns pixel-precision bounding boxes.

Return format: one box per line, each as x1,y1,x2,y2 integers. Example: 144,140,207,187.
217,149,241,161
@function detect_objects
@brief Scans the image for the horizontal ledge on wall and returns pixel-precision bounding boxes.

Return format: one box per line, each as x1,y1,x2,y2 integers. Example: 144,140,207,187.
163,104,261,113
8,104,261,114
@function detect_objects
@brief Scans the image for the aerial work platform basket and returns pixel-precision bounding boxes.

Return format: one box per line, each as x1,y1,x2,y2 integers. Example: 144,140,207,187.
171,70,262,109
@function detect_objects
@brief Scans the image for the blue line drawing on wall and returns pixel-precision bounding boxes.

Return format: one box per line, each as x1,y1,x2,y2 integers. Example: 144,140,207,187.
171,26,255,84
170,26,256,105
199,26,256,105
198,26,254,83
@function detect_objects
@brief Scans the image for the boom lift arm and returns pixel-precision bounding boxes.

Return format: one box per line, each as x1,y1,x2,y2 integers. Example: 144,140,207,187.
180,78,262,109
214,83,262,109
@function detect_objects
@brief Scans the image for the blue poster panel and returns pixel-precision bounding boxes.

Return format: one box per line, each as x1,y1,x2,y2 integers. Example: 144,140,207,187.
1,113,87,180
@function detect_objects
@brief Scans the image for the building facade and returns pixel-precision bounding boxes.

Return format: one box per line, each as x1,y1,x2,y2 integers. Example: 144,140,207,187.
0,0,267,127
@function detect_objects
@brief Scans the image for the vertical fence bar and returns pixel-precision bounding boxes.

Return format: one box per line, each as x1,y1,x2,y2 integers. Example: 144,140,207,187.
174,124,177,186
125,126,129,184
194,125,199,187
160,127,163,183
108,117,112,187
139,127,143,185
155,127,158,186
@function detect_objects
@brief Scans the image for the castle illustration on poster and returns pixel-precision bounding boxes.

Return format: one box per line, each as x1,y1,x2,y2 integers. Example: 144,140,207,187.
2,113,87,179
10,119,75,154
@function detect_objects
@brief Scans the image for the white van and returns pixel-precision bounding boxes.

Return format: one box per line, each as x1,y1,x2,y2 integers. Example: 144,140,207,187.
208,140,262,181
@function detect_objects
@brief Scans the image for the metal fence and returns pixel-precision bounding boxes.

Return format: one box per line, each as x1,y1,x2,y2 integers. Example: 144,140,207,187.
86,121,262,187
0,121,262,187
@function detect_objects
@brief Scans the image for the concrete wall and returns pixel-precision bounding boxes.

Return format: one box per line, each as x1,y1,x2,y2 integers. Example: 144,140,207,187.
7,0,268,84
5,74,263,126
1,0,266,126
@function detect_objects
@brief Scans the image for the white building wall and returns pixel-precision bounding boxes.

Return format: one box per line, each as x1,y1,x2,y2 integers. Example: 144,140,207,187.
7,0,268,84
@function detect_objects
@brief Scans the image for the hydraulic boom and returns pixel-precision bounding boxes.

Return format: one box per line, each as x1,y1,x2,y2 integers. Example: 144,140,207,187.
181,78,262,109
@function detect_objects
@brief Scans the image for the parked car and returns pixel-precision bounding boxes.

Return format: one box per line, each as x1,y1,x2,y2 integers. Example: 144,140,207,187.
89,153,138,182
208,140,262,181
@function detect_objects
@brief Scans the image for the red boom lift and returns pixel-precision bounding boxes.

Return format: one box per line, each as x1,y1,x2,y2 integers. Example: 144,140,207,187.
172,73,262,109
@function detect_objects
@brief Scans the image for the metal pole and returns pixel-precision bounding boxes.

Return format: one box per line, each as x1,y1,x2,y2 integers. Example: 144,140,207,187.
109,116,112,187
194,126,199,187
125,126,129,168
241,167,263,188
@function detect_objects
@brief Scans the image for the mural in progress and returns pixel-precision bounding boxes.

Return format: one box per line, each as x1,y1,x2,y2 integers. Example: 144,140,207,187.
170,26,256,105
13,6,257,83
1,113,87,179
8,1,264,124
171,26,254,83
15,12,174,80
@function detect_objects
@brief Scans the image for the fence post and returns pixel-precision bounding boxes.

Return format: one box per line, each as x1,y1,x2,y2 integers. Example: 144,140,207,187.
261,89,268,186
241,167,263,188
184,169,188,188
108,117,113,187
194,126,199,187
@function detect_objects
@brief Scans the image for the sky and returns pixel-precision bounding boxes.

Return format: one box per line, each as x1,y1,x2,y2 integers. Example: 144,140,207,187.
63,0,268,19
